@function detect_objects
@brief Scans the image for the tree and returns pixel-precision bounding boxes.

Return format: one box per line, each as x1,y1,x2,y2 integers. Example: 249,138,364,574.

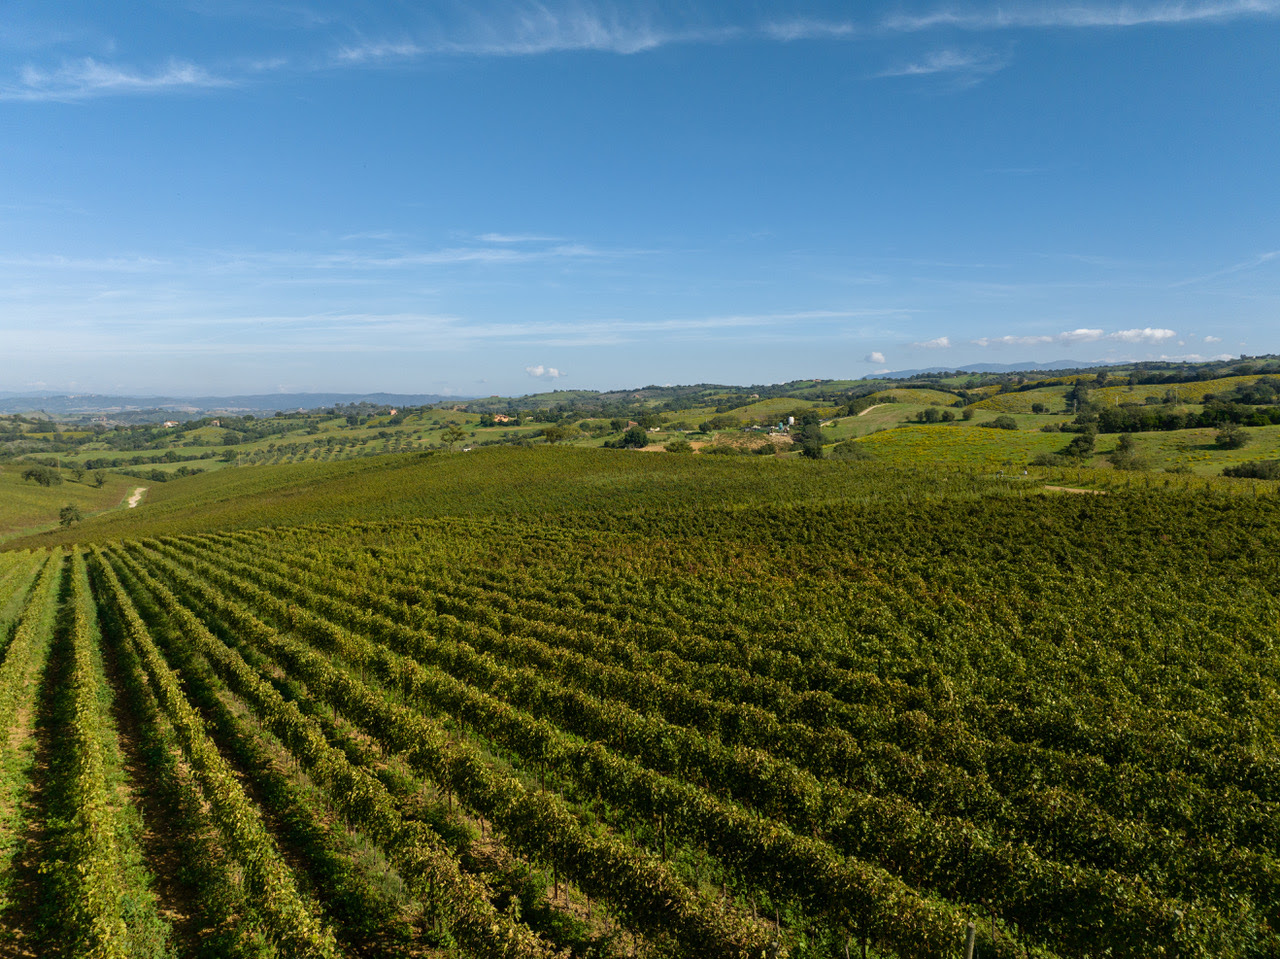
71,466,85,482
664,438,693,454
542,424,572,444
985,416,1019,430
59,504,82,528
22,465,61,487
1107,433,1148,471
443,424,468,451
1062,430,1096,461
1031,403,1047,415
1066,380,1092,413
791,417,825,459
1216,422,1249,450
961,406,976,421
93,470,107,488
621,426,648,448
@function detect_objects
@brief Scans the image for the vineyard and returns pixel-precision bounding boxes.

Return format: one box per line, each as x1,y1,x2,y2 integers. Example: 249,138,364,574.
0,454,1278,957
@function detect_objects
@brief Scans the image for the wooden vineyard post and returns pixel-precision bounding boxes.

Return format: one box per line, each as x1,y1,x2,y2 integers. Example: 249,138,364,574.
964,921,976,959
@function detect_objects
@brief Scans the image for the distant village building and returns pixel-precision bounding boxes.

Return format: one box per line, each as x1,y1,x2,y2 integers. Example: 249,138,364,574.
493,414,512,424
162,421,179,428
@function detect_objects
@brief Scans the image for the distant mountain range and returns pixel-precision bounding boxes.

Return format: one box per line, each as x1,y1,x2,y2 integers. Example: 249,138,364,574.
0,391,460,417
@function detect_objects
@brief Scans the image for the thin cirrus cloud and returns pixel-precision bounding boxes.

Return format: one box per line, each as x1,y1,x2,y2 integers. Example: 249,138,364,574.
762,19,857,41
1172,249,1280,286
0,238,619,277
1,57,231,101
882,1,1280,31
877,49,1006,79
332,6,741,64
337,2,1280,65
7,3,1280,102
914,336,952,348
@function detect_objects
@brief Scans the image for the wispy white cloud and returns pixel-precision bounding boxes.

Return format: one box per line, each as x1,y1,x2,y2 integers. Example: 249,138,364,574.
866,351,886,364
1,306,904,357
1204,335,1223,343
0,240,620,276
914,335,952,348
12,2,1276,104
334,6,740,63
477,232,563,244
878,48,1005,78
883,1,1280,32
1172,249,1280,286
1,57,232,101
762,19,857,41
972,327,1177,348
488,309,906,348
972,334,1055,347
0,253,171,272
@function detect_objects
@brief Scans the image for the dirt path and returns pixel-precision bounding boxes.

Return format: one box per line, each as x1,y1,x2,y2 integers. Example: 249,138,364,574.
1043,485,1107,495
857,404,885,416
127,487,146,508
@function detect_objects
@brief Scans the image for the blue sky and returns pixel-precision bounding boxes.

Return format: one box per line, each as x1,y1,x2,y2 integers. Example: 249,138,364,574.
2,1,1278,397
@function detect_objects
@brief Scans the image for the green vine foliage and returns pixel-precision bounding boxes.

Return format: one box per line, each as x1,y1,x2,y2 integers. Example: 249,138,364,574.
2,456,1277,957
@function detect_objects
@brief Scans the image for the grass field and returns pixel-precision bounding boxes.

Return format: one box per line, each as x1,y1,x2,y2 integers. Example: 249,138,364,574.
971,385,1073,413
1093,373,1266,405
0,465,141,541
1126,423,1280,474
853,422,1067,467
865,388,959,405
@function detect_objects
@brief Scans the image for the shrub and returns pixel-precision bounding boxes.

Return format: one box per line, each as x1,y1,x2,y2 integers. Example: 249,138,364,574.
1222,459,1280,480
830,439,872,461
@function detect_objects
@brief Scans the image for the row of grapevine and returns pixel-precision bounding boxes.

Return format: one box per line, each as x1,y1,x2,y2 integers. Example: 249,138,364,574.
154,533,1249,957
119,541,784,959
90,548,340,958
181,527,1280,934
101,545,562,959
